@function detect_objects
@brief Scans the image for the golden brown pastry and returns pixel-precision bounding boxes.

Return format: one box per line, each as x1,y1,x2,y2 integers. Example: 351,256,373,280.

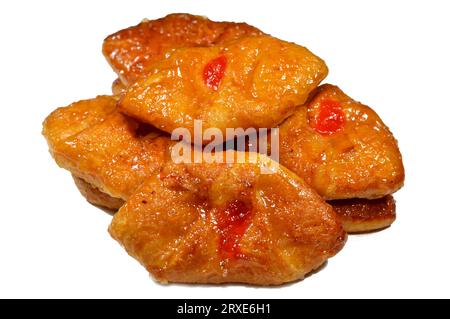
103,13,264,85
42,96,174,200
109,152,346,285
279,84,404,200
119,35,328,142
41,14,407,286
329,196,396,233
42,95,118,151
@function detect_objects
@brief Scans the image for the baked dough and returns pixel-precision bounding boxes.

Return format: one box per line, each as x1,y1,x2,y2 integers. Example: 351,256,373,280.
109,152,346,285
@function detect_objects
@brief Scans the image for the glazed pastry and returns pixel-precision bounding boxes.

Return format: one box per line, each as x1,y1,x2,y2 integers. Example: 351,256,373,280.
42,95,117,150
103,13,264,85
279,84,404,200
42,96,173,200
42,14,406,286
109,152,346,285
119,35,327,142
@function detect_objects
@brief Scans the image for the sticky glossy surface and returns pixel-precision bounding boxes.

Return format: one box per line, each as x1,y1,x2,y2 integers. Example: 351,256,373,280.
119,35,328,142
42,95,118,147
109,152,346,285
103,13,263,85
42,96,173,199
279,84,404,200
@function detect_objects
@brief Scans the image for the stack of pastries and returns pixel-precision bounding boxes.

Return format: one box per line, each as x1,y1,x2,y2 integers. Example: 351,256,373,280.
42,14,404,285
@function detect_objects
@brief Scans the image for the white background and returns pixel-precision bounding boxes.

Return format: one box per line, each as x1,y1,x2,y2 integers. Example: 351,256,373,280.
0,0,449,298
